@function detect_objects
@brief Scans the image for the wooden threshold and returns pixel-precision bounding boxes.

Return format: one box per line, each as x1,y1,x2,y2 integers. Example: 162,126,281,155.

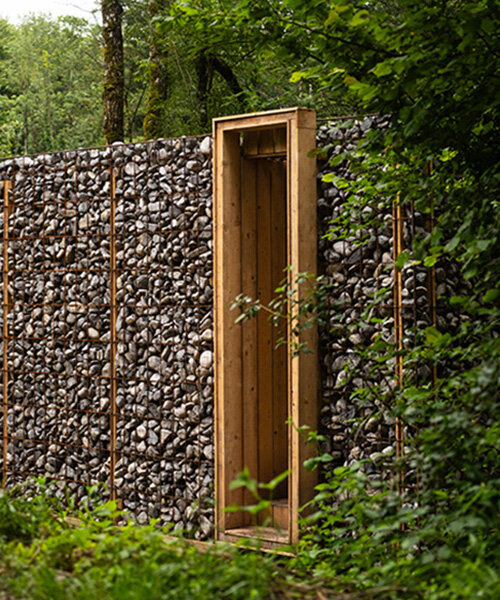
242,151,287,160
221,526,289,550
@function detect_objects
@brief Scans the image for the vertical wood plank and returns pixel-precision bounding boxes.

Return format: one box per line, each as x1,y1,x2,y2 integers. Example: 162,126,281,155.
2,180,12,487
256,159,273,501
243,131,259,156
270,160,288,500
273,128,287,156
214,128,243,534
258,130,275,156
240,157,258,523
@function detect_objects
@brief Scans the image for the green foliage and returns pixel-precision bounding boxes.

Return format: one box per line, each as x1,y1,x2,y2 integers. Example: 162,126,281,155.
231,269,329,357
0,479,65,544
0,482,279,600
0,1,498,598
227,467,291,524
2,15,104,154
225,1,499,598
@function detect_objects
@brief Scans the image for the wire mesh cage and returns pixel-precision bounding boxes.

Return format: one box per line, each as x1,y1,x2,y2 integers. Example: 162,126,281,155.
0,136,214,537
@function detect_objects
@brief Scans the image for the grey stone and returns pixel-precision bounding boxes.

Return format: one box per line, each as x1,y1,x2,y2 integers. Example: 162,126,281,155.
199,350,213,369
124,162,139,176
199,137,212,156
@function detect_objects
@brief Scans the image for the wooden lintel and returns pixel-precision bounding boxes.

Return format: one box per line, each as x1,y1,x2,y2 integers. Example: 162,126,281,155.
215,108,315,133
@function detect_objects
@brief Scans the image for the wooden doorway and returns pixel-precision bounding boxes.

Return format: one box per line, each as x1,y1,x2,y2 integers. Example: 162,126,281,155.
213,108,318,546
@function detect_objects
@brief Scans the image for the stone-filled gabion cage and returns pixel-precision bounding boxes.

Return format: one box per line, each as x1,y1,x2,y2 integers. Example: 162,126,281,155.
0,136,215,536
0,115,446,539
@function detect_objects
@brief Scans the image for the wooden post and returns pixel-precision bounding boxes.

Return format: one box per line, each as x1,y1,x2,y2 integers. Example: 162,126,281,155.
287,110,318,544
214,128,243,533
2,180,12,487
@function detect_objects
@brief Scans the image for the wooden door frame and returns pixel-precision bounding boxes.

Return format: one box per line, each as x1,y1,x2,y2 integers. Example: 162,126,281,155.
213,108,318,545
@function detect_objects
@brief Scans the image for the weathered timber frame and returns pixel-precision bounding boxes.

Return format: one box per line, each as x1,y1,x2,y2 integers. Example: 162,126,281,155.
213,108,318,546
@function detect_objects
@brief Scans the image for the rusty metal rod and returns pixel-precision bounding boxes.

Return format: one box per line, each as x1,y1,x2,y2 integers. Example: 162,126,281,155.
109,167,118,502
2,180,12,486
393,195,405,495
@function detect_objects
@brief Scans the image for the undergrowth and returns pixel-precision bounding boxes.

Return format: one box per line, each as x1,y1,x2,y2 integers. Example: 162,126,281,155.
0,480,282,600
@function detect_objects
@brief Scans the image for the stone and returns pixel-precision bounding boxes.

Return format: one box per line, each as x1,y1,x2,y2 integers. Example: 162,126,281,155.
78,214,93,230
88,327,99,340
199,350,213,369
364,417,379,432
147,356,167,373
136,425,147,440
124,162,139,176
136,511,148,525
199,137,212,156
200,328,213,342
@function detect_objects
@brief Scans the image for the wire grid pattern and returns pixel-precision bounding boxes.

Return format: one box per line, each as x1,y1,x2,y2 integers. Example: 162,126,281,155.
0,137,214,536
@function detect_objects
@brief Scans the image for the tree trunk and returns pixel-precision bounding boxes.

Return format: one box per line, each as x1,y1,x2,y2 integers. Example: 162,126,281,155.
143,0,170,139
195,52,212,131
211,55,246,106
195,53,245,131
102,0,124,143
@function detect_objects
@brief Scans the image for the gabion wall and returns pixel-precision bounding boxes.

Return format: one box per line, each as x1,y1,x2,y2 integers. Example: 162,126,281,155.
0,136,214,537
317,115,399,474
0,117,440,537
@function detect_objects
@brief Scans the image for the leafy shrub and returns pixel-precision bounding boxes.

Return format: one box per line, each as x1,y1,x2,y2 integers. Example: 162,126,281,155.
0,482,279,600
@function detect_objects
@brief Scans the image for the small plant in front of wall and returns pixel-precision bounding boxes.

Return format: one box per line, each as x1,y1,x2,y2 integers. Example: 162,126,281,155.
225,468,292,535
230,267,330,357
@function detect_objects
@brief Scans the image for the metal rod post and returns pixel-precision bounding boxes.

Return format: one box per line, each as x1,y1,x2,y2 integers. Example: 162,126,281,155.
109,168,118,501
2,180,12,486
425,160,438,385
393,195,405,494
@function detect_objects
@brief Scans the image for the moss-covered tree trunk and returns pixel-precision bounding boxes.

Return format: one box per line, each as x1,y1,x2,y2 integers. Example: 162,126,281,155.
143,0,170,139
102,0,124,143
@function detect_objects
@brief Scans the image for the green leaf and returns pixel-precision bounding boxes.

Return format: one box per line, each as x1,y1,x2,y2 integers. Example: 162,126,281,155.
482,288,500,303
178,3,199,16
290,71,309,83
258,469,291,490
371,61,394,78
350,10,369,27
444,236,460,252
395,250,410,270
425,326,442,346
322,172,336,183
424,255,438,267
